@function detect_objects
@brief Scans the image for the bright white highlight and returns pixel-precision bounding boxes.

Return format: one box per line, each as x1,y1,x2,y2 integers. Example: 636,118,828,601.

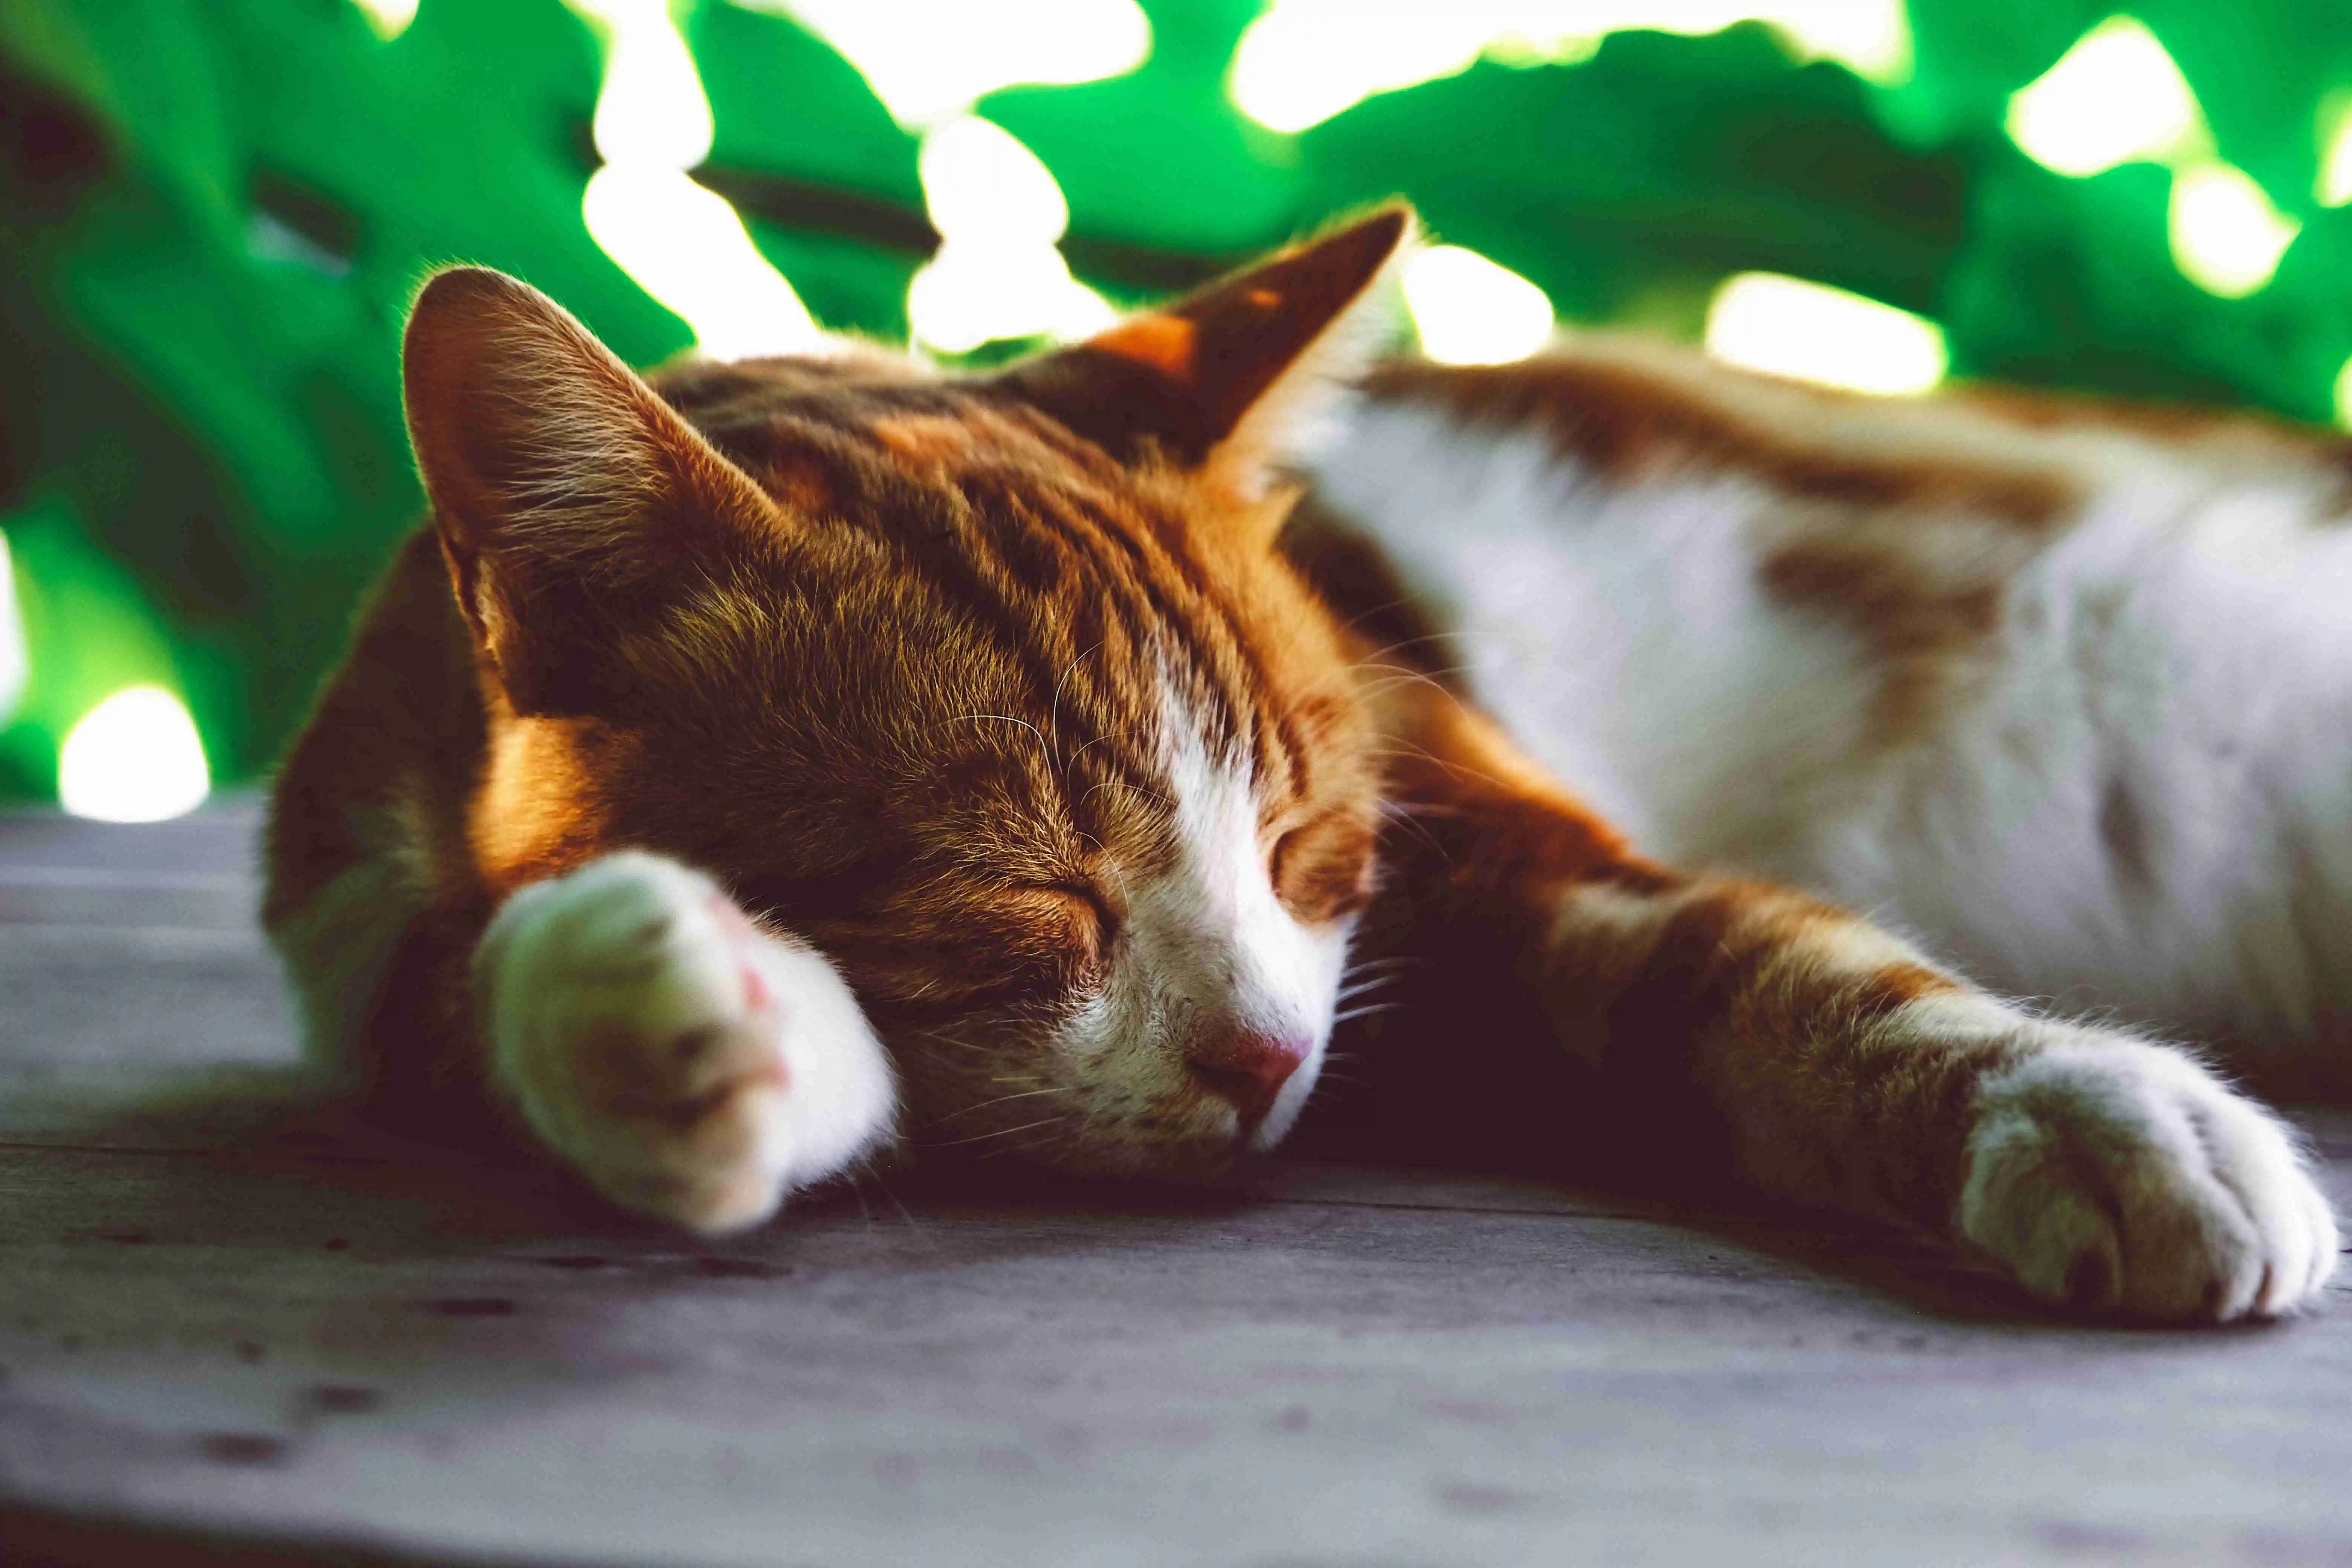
1758,0,1911,81
1704,272,1947,396
2168,160,2301,299
59,686,210,824
2005,17,2204,179
1230,0,1912,134
1231,5,1484,134
0,531,25,728
2316,102,2352,207
583,0,713,172
907,116,1115,354
2004,17,2300,300
1402,245,1554,365
759,0,1151,127
349,0,418,40
569,0,822,358
583,170,822,358
921,114,1069,246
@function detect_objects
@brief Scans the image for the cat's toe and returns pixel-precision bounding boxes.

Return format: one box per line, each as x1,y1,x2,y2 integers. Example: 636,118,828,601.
478,852,895,1232
1958,1037,2337,1322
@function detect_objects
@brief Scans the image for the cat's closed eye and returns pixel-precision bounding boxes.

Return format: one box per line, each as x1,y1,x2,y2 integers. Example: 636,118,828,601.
1002,883,1121,975
1268,808,1378,924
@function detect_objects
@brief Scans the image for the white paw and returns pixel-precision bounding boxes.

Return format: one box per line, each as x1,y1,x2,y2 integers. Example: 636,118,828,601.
475,852,895,1232
1960,1037,2338,1321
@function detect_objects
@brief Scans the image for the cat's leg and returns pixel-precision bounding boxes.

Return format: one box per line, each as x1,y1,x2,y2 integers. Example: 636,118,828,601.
1544,874,2335,1317
475,851,896,1232
1380,696,2337,1320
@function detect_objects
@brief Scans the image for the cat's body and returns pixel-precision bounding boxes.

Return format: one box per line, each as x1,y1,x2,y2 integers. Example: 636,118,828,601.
265,209,2340,1321
1318,344,2352,1086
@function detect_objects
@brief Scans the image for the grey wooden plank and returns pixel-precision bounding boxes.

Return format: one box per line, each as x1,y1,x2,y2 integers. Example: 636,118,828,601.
4,1134,2351,1568
0,925,294,1072
0,806,300,1145
7,811,2352,1566
0,871,259,931
0,799,264,931
0,797,264,880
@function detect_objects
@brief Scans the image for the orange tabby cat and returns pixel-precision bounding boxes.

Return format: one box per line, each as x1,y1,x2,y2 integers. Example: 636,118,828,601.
264,207,2335,1322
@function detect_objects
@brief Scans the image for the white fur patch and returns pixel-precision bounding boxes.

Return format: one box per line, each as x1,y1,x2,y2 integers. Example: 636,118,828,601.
1050,688,1352,1154
1309,402,1878,860
476,851,895,1231
1309,395,2352,1068
1960,1029,2337,1318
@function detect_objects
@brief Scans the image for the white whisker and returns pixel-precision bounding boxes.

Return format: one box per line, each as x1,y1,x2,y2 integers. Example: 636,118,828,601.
934,1113,1072,1149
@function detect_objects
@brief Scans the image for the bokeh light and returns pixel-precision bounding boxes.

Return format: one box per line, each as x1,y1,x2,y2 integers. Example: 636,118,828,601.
1230,5,1485,134
348,0,419,41
1704,272,1947,396
2169,161,2301,300
907,116,1114,354
583,0,713,171
582,169,823,358
2005,17,2205,179
1230,0,1912,134
920,115,1069,247
568,0,822,357
58,686,210,824
2004,18,2298,300
761,0,1152,128
2318,101,2352,208
1402,245,1554,365
2334,358,2352,431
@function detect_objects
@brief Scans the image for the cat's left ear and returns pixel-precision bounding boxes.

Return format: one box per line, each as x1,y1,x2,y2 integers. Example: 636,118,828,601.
996,204,1414,498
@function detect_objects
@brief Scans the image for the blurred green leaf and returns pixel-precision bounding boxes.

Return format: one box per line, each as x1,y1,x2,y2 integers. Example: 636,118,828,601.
7,0,2352,801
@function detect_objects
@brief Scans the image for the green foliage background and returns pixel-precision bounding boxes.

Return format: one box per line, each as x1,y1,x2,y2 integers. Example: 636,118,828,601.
4,0,2351,800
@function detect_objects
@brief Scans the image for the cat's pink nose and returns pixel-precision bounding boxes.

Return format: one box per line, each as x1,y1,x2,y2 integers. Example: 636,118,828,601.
1187,1030,1309,1130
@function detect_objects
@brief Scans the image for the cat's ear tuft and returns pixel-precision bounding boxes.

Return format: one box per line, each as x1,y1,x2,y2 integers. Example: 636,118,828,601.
997,204,1415,499
401,266,779,714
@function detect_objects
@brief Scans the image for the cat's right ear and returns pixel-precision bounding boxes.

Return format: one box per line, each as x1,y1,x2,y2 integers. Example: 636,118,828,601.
401,267,781,715
995,205,1414,502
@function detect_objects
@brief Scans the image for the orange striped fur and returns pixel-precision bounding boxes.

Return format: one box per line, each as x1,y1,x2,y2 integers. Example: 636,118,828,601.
267,208,2335,1320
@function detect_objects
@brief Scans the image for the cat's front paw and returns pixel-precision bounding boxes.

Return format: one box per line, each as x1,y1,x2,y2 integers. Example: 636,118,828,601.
476,852,895,1232
1959,1037,2337,1320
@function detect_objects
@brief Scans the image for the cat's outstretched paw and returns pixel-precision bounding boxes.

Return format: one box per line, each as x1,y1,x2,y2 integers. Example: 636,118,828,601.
476,852,894,1233
1959,1037,2337,1321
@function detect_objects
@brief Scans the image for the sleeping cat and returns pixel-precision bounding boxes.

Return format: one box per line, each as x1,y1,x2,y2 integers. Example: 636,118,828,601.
264,205,2338,1324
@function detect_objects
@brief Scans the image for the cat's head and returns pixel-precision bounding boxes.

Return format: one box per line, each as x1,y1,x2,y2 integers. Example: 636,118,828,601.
401,209,1413,1179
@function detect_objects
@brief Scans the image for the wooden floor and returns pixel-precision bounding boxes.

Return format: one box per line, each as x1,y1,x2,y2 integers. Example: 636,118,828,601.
6,804,2352,1566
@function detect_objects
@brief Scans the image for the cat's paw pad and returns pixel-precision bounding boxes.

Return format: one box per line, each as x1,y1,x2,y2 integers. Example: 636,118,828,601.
476,852,894,1232
1960,1039,2337,1320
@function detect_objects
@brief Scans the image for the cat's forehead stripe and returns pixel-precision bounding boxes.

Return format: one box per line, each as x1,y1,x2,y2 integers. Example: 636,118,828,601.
645,352,1324,845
